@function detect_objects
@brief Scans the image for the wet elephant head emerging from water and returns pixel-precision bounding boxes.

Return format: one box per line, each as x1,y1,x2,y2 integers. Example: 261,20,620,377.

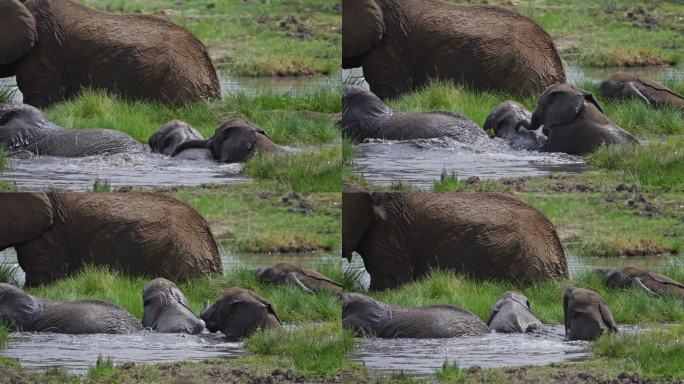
528,84,638,155
486,291,542,333
341,293,488,338
600,73,684,110
148,120,212,160
0,0,219,107
0,193,223,287
483,101,547,151
200,287,281,340
563,287,618,341
342,192,568,290
142,278,205,334
0,103,143,156
256,263,343,294
341,85,487,143
598,266,684,299
0,283,140,334
342,0,565,99
172,118,284,163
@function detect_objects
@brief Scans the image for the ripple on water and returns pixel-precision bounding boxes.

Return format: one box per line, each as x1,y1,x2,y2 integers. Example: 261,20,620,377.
3,331,244,375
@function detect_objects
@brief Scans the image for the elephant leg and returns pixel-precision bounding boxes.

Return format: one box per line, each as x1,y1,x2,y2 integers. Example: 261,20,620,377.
285,272,314,294
360,47,414,100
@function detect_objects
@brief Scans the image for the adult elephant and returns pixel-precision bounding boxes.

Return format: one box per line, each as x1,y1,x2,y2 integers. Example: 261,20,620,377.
200,287,281,340
341,293,488,338
342,0,566,99
342,85,487,143
563,287,618,341
256,263,343,294
142,278,205,334
0,193,222,287
527,84,638,155
0,103,144,156
0,283,140,334
600,73,684,110
172,118,284,163
343,192,568,290
598,267,684,299
483,101,547,151
0,0,220,107
486,291,543,333
148,120,212,160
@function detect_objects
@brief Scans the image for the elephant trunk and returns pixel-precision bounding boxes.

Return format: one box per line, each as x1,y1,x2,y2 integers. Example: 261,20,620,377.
0,0,38,67
171,139,210,158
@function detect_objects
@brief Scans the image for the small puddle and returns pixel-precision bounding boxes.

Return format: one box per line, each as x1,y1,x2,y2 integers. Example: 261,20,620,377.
0,153,248,192
2,332,244,375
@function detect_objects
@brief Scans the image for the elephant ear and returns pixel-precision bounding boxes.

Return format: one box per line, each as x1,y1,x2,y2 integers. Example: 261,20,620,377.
598,301,618,333
543,90,585,127
211,121,258,163
217,291,277,340
0,0,38,66
342,192,374,261
342,0,384,66
0,192,53,250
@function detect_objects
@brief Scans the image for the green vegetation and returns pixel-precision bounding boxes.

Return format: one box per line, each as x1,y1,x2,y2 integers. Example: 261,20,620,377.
0,86,15,104
0,326,7,350
0,264,16,285
171,191,340,253
75,0,340,77
448,0,684,68
87,358,118,382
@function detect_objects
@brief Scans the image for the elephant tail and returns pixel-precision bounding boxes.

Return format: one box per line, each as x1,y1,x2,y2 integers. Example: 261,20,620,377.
171,139,210,157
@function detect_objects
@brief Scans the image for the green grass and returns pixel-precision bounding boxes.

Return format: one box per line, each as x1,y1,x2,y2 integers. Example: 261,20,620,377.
0,264,16,285
0,325,7,349
170,191,340,253
593,324,684,379
74,0,340,77
348,267,684,325
0,86,15,103
87,358,118,382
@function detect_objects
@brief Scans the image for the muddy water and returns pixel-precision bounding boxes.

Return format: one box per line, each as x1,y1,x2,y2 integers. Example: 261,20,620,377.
2,332,244,375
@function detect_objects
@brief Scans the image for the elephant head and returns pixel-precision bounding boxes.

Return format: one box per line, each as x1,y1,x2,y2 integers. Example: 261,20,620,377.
600,73,684,109
0,283,41,330
148,120,206,156
529,84,603,135
486,291,542,333
342,192,376,262
142,278,205,334
256,263,343,294
341,292,391,337
0,0,37,70
341,85,392,141
341,0,384,69
484,101,547,151
199,287,281,340
563,287,617,341
597,267,684,298
0,104,61,151
0,192,53,251
172,118,282,163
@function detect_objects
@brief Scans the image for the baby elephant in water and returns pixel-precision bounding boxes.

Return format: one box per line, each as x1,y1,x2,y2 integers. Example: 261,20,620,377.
528,84,638,155
483,101,547,151
142,278,205,334
598,266,684,299
0,103,143,156
172,118,284,163
341,85,487,143
256,263,343,294
0,283,140,334
486,291,543,333
563,287,618,341
200,287,281,340
148,120,212,160
342,293,488,338
600,73,684,110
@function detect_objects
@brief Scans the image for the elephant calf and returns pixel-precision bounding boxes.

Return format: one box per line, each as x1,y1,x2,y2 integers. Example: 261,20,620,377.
528,84,638,155
0,103,143,156
200,287,281,341
0,193,223,287
256,263,343,294
341,85,487,143
0,283,140,334
342,293,488,338
600,73,684,110
172,118,285,163
148,120,212,160
598,267,684,299
483,101,547,151
142,278,205,334
486,291,543,333
563,287,618,341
